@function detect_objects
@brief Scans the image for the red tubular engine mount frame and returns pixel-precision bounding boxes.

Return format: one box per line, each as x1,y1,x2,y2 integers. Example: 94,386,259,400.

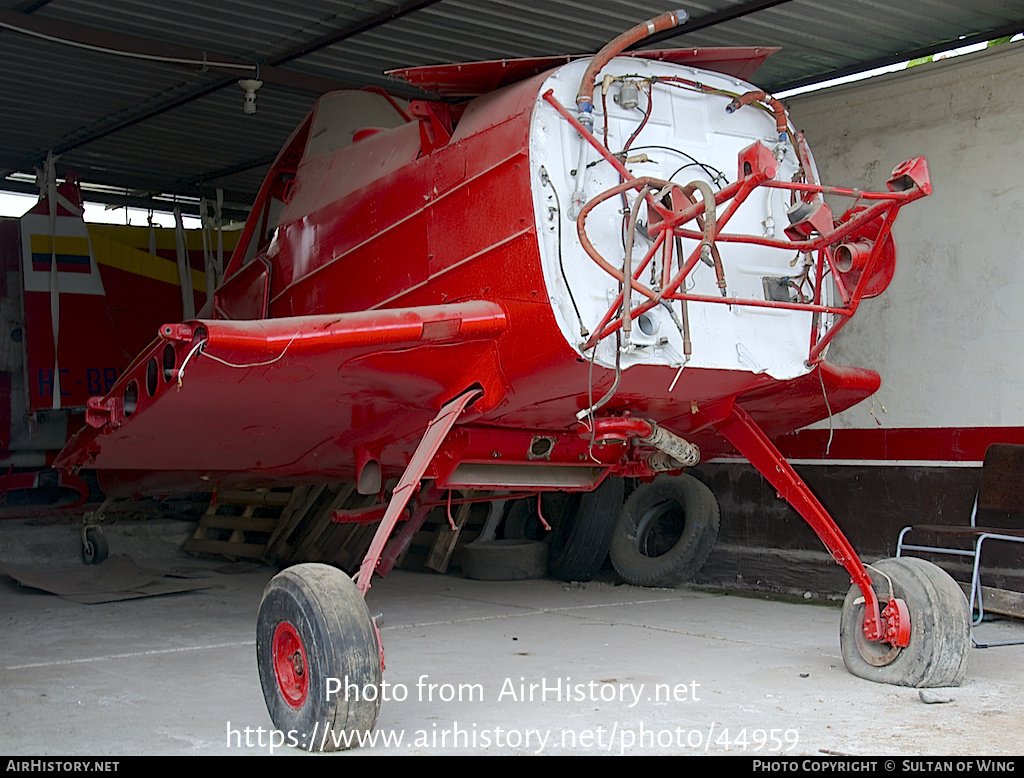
542,90,931,364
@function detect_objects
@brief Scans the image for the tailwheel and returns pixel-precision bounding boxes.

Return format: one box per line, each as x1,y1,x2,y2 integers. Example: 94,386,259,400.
840,557,970,688
81,526,108,565
257,563,382,751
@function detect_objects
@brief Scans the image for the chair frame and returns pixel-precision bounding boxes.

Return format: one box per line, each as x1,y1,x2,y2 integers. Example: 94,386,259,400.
896,443,1024,648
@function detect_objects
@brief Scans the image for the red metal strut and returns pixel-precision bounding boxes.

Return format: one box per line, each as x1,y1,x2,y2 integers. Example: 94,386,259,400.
355,387,483,596
706,400,909,647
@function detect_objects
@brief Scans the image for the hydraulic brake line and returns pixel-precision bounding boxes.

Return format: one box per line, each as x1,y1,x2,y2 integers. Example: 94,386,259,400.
539,166,588,337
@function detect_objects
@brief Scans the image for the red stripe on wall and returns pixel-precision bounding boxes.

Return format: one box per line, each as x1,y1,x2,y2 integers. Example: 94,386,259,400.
773,427,1024,462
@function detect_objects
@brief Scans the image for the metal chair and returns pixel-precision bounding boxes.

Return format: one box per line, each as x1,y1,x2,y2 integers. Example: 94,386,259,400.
897,443,1024,648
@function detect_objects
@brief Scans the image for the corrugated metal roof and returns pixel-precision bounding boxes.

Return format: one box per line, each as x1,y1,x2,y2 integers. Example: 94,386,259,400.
1,0,1021,216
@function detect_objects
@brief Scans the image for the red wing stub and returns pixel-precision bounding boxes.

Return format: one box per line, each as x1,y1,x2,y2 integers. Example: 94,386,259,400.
55,302,507,480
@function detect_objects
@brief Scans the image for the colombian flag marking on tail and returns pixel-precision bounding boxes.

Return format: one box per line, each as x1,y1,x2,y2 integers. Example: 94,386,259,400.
30,234,93,274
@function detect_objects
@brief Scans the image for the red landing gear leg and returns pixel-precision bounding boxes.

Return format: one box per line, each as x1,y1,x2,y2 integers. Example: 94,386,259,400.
376,481,444,577
712,404,970,688
255,387,482,750
355,387,482,595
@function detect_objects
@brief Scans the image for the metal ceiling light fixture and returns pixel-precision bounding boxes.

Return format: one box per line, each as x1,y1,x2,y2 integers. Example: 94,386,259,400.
238,78,264,114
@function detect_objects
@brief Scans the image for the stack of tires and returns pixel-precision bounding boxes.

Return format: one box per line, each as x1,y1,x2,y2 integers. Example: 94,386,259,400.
462,474,720,587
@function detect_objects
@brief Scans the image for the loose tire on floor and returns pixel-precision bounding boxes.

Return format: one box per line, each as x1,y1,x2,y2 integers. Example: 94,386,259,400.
547,477,625,582
461,540,549,580
610,473,719,587
840,557,970,688
257,563,382,751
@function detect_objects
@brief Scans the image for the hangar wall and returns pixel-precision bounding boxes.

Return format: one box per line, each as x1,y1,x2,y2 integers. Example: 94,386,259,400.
693,42,1024,594
783,42,1024,461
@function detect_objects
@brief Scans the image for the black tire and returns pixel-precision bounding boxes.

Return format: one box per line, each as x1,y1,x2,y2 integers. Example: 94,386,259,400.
82,527,108,565
257,563,382,751
840,557,970,688
610,473,719,587
461,540,549,580
503,493,575,542
548,477,625,582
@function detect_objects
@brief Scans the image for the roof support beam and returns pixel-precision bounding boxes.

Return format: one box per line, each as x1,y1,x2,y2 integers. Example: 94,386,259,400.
0,8,360,94
0,176,252,219
640,0,799,46
774,21,1024,93
175,154,279,190
14,0,446,163
264,0,447,65
11,0,56,13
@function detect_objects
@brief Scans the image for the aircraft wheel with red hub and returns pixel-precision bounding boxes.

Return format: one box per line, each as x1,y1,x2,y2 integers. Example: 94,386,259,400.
257,563,382,751
840,557,970,688
610,474,719,587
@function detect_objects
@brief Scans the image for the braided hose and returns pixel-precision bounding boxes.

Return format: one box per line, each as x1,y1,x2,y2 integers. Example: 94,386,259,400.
641,420,701,469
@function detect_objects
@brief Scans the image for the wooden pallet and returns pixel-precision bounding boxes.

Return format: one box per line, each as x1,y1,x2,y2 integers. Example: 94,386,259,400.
186,483,505,577
261,482,383,574
184,488,294,560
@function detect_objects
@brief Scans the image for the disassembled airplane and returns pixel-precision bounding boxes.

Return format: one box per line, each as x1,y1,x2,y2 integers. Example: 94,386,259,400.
51,10,970,747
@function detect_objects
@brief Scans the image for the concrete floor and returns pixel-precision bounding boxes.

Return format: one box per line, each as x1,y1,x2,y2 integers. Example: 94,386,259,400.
1,518,1023,756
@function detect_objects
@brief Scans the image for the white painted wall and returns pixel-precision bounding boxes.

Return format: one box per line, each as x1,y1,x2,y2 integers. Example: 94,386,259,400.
786,43,1024,430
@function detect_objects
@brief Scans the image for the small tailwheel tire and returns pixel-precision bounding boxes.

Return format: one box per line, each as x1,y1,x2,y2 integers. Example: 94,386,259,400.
461,540,549,580
610,473,719,587
840,557,970,688
81,527,108,565
548,477,625,582
257,563,382,751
